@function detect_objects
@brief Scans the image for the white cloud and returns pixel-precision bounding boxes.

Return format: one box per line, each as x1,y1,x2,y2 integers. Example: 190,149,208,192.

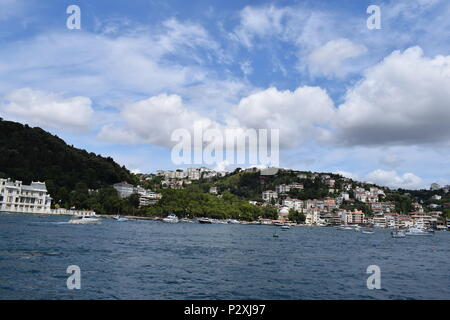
231,86,336,148
336,46,450,146
98,94,216,147
365,169,425,189
334,170,359,180
307,39,367,78
0,88,93,131
234,5,289,48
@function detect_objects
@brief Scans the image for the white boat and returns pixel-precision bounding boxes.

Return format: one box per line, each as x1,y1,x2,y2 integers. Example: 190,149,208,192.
162,214,179,223
405,227,433,236
361,229,374,234
281,225,290,230
337,225,354,230
198,218,213,224
114,215,128,222
69,216,100,225
227,219,240,224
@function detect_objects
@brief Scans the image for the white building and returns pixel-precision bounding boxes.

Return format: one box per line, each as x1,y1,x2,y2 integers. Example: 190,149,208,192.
0,178,52,214
113,182,161,207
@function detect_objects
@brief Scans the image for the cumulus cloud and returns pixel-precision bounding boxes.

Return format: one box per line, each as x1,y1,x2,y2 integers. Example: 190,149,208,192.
365,169,425,189
334,170,359,180
307,39,367,78
336,46,450,146
0,88,93,131
97,94,216,147
233,5,289,48
231,86,336,148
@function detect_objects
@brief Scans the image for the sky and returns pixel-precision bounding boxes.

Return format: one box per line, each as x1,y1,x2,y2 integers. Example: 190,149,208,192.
1,0,450,189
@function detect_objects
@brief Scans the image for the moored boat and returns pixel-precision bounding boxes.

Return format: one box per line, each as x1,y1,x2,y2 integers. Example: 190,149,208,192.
405,227,433,236
69,216,100,225
162,214,179,223
198,218,213,224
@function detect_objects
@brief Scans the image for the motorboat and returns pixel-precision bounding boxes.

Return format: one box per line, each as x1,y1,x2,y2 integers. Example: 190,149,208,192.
337,225,354,230
227,219,240,224
69,216,100,225
162,214,179,223
114,215,128,222
281,225,290,230
405,227,433,236
361,229,374,234
198,218,213,224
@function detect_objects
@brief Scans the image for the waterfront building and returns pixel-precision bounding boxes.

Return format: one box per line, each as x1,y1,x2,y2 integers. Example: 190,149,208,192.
113,182,161,207
0,178,52,214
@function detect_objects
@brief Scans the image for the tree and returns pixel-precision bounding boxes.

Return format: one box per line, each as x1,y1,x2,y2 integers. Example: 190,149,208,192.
288,209,306,223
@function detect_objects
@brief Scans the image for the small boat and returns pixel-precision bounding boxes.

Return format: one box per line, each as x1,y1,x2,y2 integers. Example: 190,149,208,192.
405,227,433,236
391,230,406,238
227,219,240,224
114,215,128,222
281,225,290,230
337,225,354,230
162,214,179,223
198,218,213,224
361,229,374,234
69,216,100,225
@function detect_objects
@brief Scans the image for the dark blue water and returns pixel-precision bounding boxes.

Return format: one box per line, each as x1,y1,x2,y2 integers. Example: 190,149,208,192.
0,212,449,299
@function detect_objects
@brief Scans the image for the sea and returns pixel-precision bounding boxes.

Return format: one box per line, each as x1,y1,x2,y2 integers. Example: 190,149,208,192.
0,212,449,300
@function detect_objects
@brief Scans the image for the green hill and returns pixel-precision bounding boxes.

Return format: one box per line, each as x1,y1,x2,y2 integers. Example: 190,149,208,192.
0,119,136,201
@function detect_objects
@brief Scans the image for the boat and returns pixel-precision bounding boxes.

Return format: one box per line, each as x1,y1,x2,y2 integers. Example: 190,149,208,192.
405,227,433,236
227,219,240,224
198,218,213,224
281,225,290,230
337,225,354,230
114,215,128,222
69,216,100,225
162,214,179,223
213,219,228,224
391,230,406,238
361,229,374,234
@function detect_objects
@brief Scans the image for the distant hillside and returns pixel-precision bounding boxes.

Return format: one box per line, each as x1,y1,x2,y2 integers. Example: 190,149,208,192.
0,119,136,195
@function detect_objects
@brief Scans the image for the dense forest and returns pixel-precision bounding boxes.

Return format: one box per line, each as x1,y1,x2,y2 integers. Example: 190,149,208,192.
0,119,137,206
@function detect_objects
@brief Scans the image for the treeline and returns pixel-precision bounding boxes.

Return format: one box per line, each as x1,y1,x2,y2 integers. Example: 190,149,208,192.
144,187,278,221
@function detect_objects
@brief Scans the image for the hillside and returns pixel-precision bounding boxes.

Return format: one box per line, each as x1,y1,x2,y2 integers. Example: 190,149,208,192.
0,119,136,202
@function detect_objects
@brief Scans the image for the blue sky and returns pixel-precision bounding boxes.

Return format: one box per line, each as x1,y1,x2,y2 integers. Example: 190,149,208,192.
1,0,450,189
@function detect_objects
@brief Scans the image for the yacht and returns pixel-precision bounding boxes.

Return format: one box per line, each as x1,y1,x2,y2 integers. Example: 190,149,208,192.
198,218,213,224
405,227,433,236
69,216,101,225
162,214,179,223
